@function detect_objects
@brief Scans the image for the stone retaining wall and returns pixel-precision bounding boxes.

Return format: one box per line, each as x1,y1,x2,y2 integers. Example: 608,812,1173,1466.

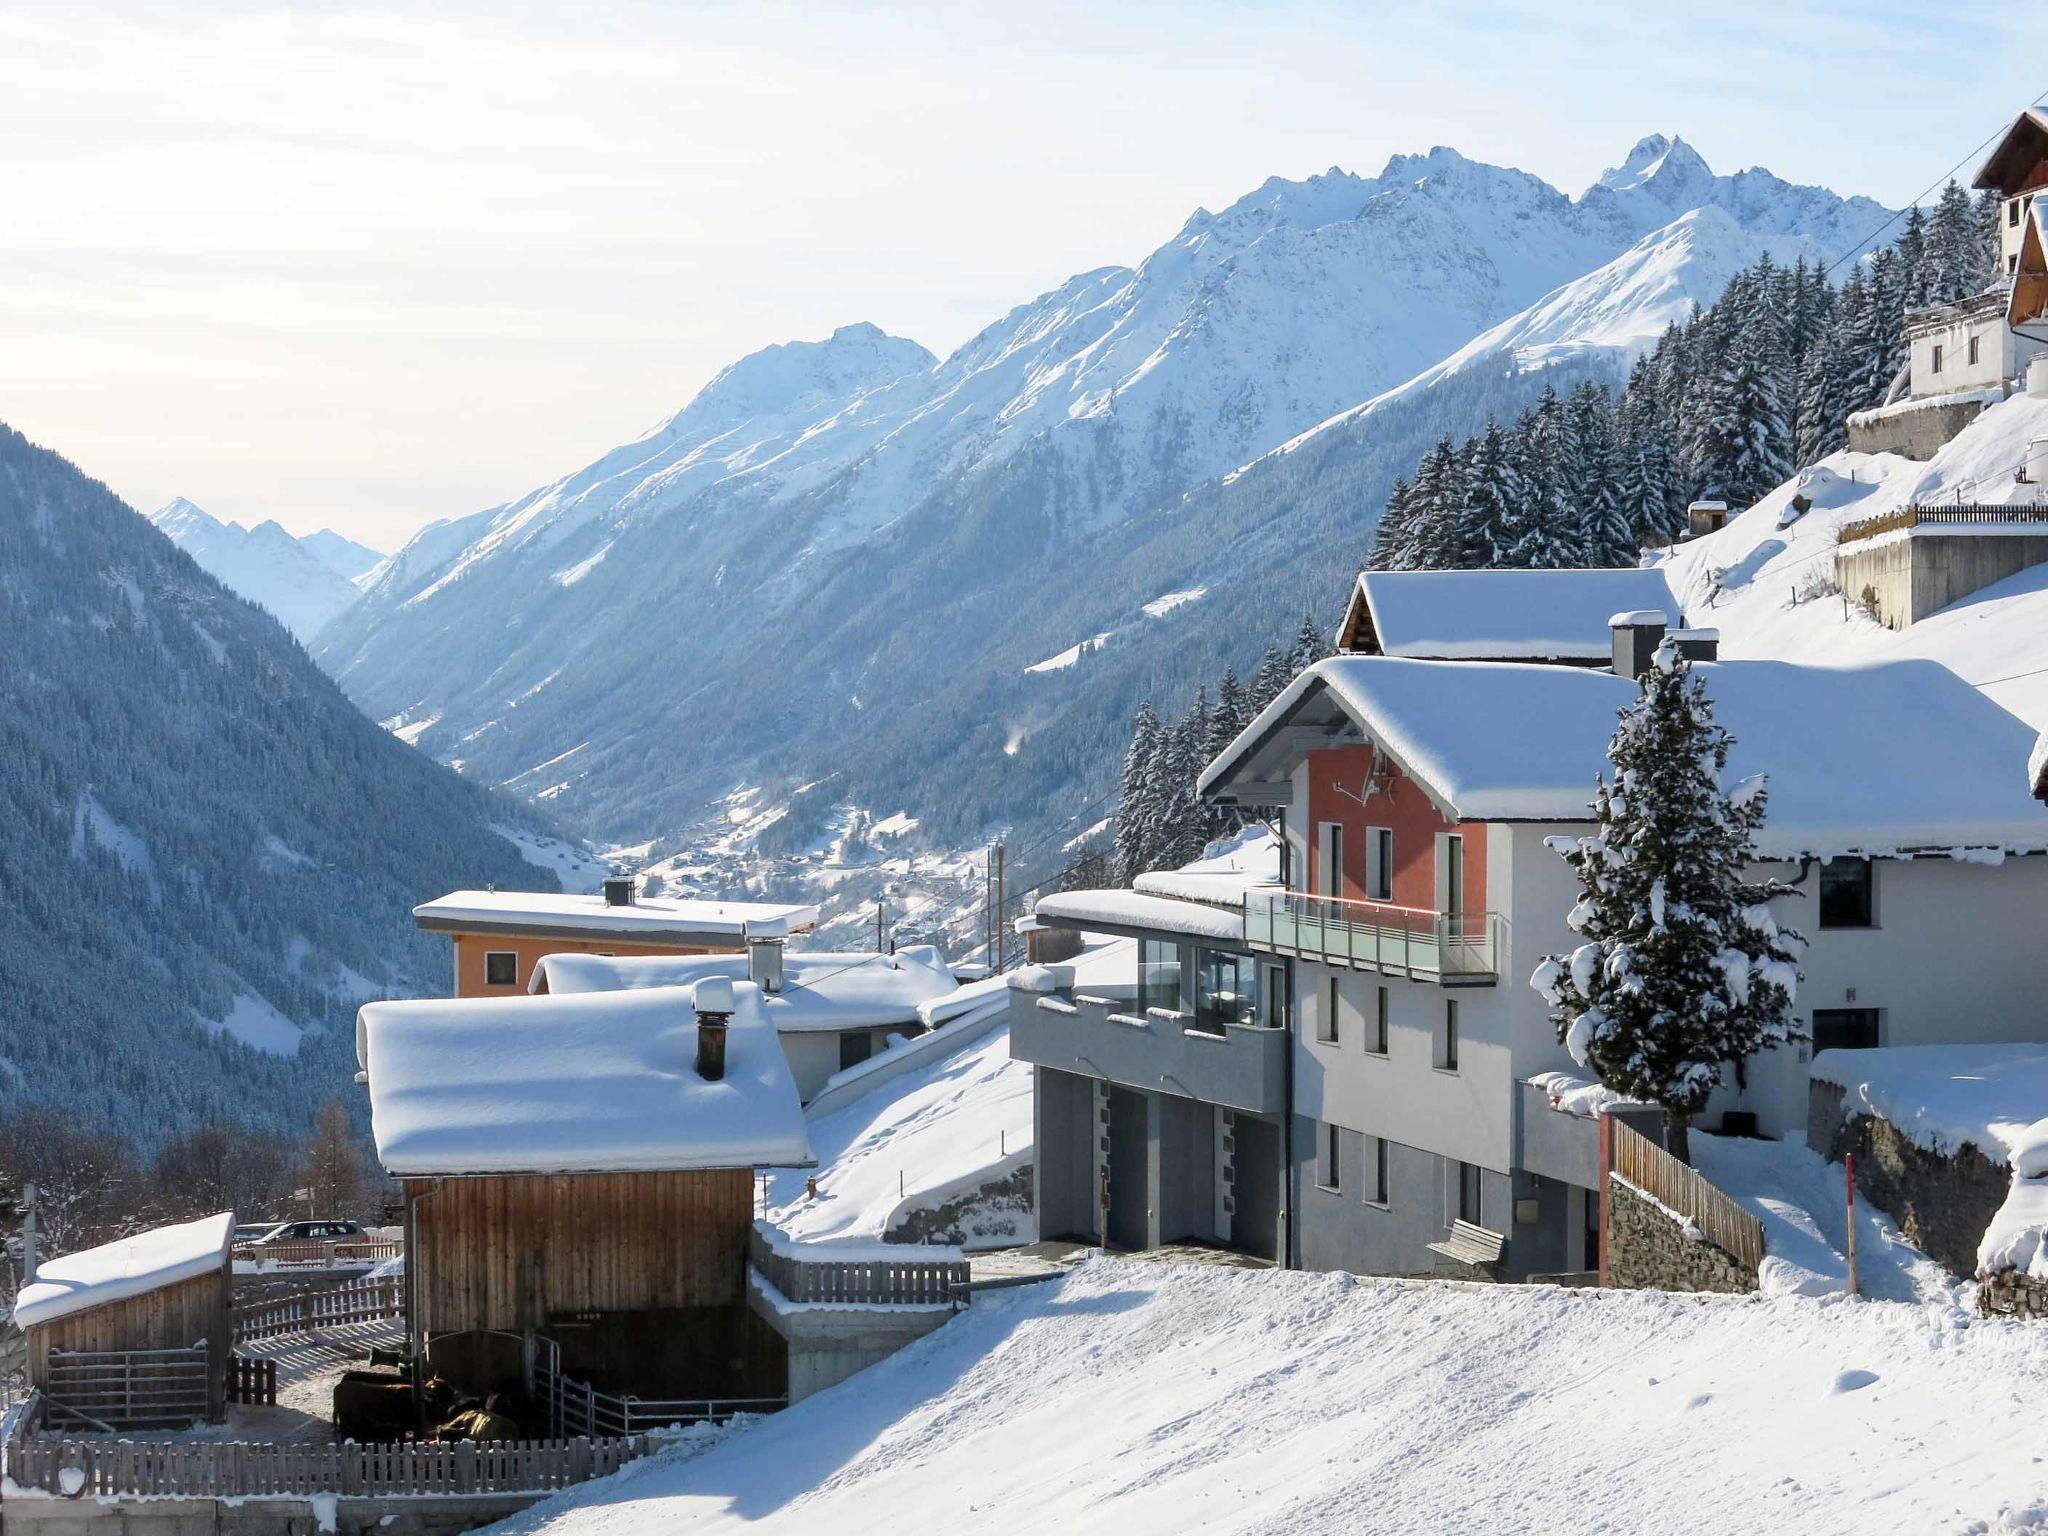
1606,1177,1758,1295
1980,1269,2048,1318
1843,396,1986,460
1808,1079,2006,1279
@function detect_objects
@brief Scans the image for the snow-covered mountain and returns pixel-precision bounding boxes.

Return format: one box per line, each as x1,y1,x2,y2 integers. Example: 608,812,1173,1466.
317,134,1895,907
150,498,379,640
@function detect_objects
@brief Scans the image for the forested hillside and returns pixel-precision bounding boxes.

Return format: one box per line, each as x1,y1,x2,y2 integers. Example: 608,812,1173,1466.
0,424,551,1143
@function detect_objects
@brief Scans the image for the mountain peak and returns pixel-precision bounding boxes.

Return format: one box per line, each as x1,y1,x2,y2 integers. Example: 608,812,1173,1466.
1595,133,1714,196
149,495,221,532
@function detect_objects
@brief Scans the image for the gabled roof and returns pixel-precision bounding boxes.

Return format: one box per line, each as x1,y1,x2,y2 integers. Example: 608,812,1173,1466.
528,945,959,1033
1338,568,1682,660
14,1212,233,1330
358,984,812,1176
1201,655,2048,859
412,889,817,943
1974,107,2048,195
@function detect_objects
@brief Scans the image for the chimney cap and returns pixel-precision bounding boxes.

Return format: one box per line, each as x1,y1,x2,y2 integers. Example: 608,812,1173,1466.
601,874,636,907
693,976,736,1016
1607,609,1670,629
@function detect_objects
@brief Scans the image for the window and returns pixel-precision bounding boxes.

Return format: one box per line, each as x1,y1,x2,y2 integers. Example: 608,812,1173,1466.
1436,998,1460,1071
1318,1122,1342,1193
1317,822,1345,900
1969,334,1982,367
1366,826,1394,902
484,951,518,987
1931,343,1944,374
1811,1008,1880,1054
1437,832,1465,916
838,1030,873,1071
1257,963,1290,1030
1457,1161,1485,1225
2012,199,2023,228
1363,1136,1388,1205
1194,949,1259,1034
1139,938,1184,1015
1368,986,1389,1054
1319,977,1342,1044
1818,857,1874,929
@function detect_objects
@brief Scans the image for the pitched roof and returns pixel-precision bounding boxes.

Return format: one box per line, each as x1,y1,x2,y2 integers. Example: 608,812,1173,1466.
1974,107,2048,195
357,984,812,1176
1339,568,1682,660
14,1212,232,1330
528,945,959,1033
411,889,817,942
1202,654,2048,858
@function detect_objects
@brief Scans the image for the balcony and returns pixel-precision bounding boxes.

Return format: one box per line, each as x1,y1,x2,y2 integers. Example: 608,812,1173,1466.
1244,892,1501,985
1008,984,1287,1116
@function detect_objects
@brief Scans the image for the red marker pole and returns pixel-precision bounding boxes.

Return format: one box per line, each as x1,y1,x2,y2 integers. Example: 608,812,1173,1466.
1845,1152,1859,1298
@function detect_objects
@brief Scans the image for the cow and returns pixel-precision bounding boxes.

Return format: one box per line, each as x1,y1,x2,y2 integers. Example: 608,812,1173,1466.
333,1372,455,1443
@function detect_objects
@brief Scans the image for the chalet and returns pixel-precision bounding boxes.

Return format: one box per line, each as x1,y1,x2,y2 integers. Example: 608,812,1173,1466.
357,979,812,1406
1336,568,1683,662
1009,832,1289,1260
1184,612,2048,1280
1977,106,2048,326
13,1212,235,1427
412,874,817,997
528,943,963,1101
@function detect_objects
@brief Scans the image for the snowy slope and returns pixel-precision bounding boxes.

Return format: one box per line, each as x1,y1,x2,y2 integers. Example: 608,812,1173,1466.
299,528,385,584
496,1258,2048,1536
1656,391,2048,731
150,497,368,640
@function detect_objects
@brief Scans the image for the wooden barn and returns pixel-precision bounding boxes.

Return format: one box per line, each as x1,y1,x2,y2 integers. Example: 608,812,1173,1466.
13,1212,235,1427
357,975,813,1410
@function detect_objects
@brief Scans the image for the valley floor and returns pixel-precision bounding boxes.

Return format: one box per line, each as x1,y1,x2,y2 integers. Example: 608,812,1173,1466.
489,1257,2048,1536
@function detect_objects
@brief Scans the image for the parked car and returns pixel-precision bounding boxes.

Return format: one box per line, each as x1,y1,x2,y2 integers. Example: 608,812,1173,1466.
249,1219,369,1246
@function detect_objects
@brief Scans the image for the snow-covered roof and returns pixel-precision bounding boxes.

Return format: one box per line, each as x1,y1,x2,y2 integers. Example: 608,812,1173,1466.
1129,826,1282,908
1032,888,1245,943
1974,106,2048,194
14,1212,233,1330
1339,568,1681,660
358,984,811,1175
412,888,817,942
528,945,958,1033
1204,653,2048,858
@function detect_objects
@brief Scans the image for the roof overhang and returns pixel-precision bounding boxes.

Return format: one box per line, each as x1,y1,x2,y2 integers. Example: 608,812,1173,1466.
1974,107,2048,194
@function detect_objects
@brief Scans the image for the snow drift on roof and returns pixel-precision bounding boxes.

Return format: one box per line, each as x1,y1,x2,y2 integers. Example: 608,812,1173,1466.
1032,888,1244,942
412,889,817,938
1357,568,1680,659
529,946,958,1033
1130,826,1282,908
14,1212,232,1330
1207,653,2048,857
358,984,810,1175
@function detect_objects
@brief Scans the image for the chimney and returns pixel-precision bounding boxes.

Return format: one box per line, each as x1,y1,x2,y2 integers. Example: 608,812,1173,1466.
692,976,734,1082
747,932,786,994
1668,627,1720,664
1608,609,1669,682
602,874,635,907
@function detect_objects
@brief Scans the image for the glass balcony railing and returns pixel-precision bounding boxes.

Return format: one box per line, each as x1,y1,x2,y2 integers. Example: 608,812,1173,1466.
1244,891,1501,983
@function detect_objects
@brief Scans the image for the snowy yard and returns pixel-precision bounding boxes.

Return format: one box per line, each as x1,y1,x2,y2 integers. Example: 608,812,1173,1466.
486,1258,2048,1536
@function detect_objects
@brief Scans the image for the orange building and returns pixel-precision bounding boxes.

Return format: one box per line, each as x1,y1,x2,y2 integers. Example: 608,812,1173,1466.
413,875,818,997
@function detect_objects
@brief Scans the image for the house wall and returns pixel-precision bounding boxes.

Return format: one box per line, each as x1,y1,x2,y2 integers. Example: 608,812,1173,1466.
26,1265,231,1421
2001,188,2046,274
1033,1065,1097,1243
1907,313,2013,396
447,932,726,998
406,1169,759,1396
1303,745,1486,913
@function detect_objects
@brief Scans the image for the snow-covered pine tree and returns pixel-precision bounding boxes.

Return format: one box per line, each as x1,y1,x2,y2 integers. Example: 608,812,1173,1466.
1924,180,1986,304
1567,380,1631,565
1895,204,1930,310
1794,323,1853,466
1149,694,1214,871
1206,668,1250,840
1459,421,1521,568
1530,640,1803,1161
1114,699,1164,883
1250,643,1292,711
1978,188,2006,280
1289,612,1330,671
1369,476,1418,570
1406,436,1470,568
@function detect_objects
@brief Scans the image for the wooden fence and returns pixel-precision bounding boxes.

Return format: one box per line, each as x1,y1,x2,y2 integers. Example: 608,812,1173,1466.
231,1237,403,1272
1610,1119,1766,1272
233,1276,405,1343
42,1348,210,1430
748,1226,969,1306
226,1354,277,1407
1838,503,2048,546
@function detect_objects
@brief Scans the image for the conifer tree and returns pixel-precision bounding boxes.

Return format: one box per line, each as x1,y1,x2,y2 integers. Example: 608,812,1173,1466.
1114,700,1164,882
1530,641,1804,1161
1250,644,1292,711
1369,476,1418,570
1289,612,1329,671
1459,421,1521,567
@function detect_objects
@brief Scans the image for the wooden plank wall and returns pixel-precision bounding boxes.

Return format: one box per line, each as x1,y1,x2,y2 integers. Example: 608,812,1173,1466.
26,1261,231,1420
407,1170,752,1333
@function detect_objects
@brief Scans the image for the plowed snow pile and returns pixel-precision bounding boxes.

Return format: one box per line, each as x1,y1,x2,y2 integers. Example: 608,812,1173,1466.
491,1258,2048,1536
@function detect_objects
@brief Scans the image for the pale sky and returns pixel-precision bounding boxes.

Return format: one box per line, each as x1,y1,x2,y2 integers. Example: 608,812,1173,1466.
3,1,2043,549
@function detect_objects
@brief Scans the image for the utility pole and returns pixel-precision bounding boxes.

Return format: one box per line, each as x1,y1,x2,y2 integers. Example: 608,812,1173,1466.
875,900,887,954
20,1182,38,1285
993,843,1006,972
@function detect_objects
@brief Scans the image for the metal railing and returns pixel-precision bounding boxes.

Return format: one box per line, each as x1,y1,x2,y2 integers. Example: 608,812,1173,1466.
1838,503,2048,546
42,1348,212,1429
1244,892,1501,982
1609,1119,1765,1272
535,1361,783,1439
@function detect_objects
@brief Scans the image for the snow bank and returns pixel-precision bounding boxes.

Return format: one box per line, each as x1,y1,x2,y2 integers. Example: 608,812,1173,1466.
1525,1069,1641,1119
1979,1118,2048,1279
14,1212,232,1329
487,1257,2048,1536
358,983,811,1175
531,946,958,1034
1811,1043,2048,1166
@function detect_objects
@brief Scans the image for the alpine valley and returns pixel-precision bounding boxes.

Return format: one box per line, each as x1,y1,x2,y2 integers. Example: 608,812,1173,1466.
316,135,1897,946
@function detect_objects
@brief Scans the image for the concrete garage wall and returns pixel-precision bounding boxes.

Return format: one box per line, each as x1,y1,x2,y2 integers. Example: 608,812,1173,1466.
1835,530,2048,629
1844,397,1988,460
1033,1066,1097,1243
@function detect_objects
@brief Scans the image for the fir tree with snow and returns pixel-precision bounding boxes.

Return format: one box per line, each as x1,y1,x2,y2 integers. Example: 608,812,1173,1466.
1289,612,1330,672
1530,640,1804,1162
1114,700,1164,882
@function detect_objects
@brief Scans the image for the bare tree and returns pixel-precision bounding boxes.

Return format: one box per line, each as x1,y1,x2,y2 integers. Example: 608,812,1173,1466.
299,1100,369,1220
152,1123,297,1222
0,1108,147,1258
